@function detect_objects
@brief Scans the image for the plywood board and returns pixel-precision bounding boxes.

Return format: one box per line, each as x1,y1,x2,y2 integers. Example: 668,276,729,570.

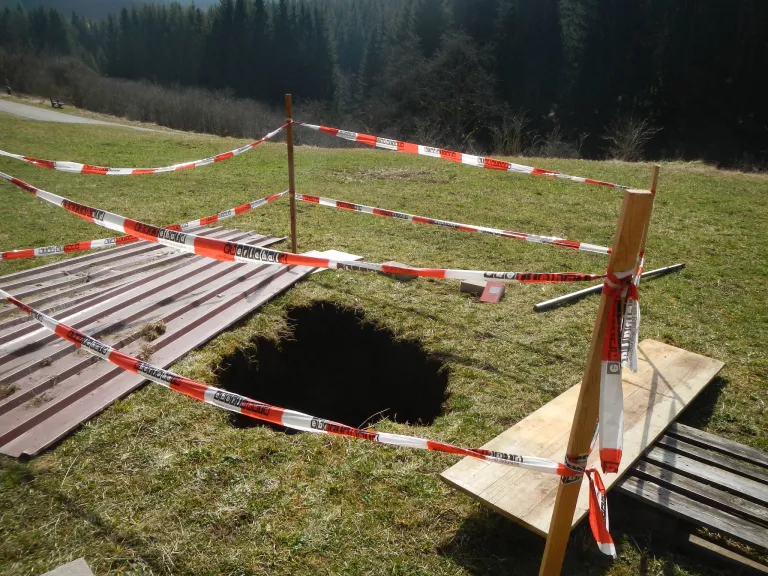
440,339,724,537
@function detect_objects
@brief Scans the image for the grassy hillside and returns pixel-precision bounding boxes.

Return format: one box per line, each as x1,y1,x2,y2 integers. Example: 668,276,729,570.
0,110,766,575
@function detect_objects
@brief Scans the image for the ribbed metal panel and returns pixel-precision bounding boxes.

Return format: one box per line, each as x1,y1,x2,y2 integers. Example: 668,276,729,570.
0,228,312,458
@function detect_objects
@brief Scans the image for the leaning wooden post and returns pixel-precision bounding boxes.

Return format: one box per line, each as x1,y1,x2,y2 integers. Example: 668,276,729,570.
285,93,298,253
538,188,655,576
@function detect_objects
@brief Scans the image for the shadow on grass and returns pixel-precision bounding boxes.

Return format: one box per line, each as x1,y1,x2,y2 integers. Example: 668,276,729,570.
675,375,728,429
218,301,450,430
440,495,733,576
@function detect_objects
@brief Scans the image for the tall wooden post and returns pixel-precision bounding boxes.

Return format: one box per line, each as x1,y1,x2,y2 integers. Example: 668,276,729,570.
538,188,655,576
285,93,298,253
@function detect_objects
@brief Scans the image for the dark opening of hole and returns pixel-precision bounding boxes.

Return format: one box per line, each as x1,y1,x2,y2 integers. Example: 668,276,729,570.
218,302,449,429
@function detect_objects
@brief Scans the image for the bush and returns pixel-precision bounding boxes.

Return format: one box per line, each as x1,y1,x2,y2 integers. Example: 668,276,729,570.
603,115,661,161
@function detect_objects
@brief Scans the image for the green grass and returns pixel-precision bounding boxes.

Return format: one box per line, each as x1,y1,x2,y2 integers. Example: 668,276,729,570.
1,110,766,575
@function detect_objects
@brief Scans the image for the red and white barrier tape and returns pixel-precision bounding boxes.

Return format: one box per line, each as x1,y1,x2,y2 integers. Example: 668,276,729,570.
0,124,287,175
1,191,286,261
295,122,628,190
0,172,604,285
598,268,640,474
296,193,611,256
0,287,615,557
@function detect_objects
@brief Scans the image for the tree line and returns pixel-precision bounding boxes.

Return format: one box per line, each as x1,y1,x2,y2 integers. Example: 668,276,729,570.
1,0,766,166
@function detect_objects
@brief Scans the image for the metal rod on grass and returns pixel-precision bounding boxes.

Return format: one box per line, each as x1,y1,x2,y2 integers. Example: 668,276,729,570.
534,264,685,312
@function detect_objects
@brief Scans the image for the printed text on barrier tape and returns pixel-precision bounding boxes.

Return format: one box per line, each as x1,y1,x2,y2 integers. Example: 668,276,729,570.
598,268,640,474
0,287,614,557
296,193,611,256
0,124,287,175
1,191,286,261
0,171,606,285
295,122,628,190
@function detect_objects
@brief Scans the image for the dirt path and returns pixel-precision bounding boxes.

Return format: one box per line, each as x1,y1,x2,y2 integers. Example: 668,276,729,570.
0,99,160,132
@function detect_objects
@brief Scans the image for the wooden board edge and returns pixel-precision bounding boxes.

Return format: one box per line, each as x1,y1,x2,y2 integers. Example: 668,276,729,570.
439,472,548,538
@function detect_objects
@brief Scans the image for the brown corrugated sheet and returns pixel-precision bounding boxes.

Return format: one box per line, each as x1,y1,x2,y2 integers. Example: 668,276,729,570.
0,227,314,458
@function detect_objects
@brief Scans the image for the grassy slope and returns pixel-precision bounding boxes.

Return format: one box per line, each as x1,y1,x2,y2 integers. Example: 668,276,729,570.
0,111,766,575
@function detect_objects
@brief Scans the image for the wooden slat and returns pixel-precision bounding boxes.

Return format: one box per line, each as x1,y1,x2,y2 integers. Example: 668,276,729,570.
668,423,768,469
624,459,768,525
440,339,724,536
687,534,768,574
656,434,768,485
644,446,768,505
619,476,768,550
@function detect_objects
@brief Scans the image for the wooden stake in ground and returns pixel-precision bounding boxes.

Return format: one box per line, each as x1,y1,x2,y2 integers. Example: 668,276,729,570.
285,93,298,253
538,188,655,576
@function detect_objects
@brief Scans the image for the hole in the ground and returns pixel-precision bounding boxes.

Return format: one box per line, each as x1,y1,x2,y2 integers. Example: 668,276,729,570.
218,301,449,429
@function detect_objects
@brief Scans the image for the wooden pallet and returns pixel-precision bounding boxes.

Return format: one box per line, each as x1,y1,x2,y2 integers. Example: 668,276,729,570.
0,227,315,458
440,339,724,536
617,423,768,570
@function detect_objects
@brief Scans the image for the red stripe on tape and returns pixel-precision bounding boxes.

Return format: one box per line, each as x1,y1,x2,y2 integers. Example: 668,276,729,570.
81,165,109,175
116,236,139,246
319,126,339,136
483,158,510,171
2,249,35,260
440,149,461,162
24,156,55,170
356,134,377,147
194,235,234,262
64,241,90,253
234,203,251,215
599,449,621,474
214,152,234,162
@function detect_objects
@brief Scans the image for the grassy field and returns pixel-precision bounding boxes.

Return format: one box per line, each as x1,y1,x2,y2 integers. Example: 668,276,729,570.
0,109,766,576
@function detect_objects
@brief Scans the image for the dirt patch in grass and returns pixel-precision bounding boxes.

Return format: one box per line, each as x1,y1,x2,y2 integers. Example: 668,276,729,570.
327,167,452,184
218,301,449,428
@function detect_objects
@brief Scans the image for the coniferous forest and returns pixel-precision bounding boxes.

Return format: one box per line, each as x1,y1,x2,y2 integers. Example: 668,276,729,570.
1,0,766,167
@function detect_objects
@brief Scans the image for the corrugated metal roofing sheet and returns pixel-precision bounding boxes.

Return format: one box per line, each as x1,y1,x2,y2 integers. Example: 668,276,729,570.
0,227,313,458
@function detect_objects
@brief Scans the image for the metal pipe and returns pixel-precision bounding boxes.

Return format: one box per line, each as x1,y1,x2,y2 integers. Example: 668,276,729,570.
534,263,685,312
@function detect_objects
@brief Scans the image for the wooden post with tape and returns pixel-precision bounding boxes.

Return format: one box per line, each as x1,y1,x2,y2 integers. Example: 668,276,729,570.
285,93,298,253
538,187,655,576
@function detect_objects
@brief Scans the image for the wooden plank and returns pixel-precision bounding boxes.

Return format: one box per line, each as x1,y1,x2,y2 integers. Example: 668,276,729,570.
668,423,768,469
619,476,768,550
655,434,768,485
687,534,768,574
440,339,724,536
644,446,768,505
621,459,768,525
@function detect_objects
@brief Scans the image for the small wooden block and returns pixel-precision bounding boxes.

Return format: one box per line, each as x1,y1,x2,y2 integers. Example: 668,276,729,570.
460,279,486,296
380,261,416,282
479,282,505,303
440,340,724,537
687,534,768,574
